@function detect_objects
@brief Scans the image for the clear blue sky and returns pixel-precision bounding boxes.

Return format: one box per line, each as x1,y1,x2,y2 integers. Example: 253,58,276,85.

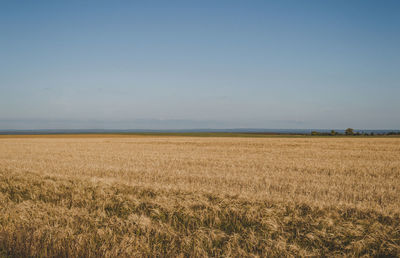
1,0,399,129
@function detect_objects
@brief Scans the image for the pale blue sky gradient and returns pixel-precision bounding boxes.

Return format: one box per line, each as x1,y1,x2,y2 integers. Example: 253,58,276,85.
1,1,399,129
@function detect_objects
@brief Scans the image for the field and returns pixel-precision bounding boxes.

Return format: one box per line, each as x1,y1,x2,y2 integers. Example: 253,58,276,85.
0,135,399,257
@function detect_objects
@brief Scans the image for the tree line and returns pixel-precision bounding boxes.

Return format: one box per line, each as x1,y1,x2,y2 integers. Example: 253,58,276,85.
311,128,400,136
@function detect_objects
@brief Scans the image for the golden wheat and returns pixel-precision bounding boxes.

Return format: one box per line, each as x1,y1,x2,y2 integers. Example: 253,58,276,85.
0,136,399,257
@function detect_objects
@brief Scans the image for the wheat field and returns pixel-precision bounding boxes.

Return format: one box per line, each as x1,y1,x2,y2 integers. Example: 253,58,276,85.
0,135,399,257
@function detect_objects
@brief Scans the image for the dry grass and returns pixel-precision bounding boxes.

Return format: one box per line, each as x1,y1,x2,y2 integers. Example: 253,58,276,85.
0,136,399,257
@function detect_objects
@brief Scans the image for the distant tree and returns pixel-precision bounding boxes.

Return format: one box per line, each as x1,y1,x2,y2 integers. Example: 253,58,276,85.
311,131,320,136
345,128,354,135
370,132,374,136
331,130,337,136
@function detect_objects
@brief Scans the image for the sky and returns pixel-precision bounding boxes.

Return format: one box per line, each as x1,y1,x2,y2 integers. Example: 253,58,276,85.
1,0,399,130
